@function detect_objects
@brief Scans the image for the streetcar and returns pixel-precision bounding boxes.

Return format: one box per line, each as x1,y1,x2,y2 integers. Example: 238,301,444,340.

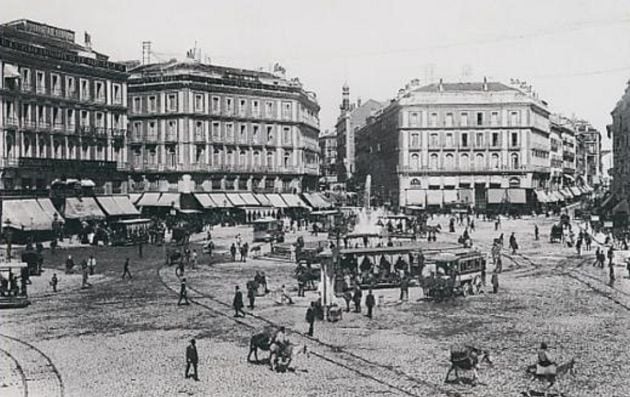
253,217,285,242
426,249,486,298
0,261,31,309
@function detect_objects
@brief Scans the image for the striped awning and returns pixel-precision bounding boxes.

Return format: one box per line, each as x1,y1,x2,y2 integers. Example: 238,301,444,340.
426,190,443,205
266,193,288,208
405,190,426,207
194,193,215,209
208,193,233,208
443,190,458,203
281,194,309,208
507,189,526,204
239,193,260,206
226,193,247,206
487,189,506,204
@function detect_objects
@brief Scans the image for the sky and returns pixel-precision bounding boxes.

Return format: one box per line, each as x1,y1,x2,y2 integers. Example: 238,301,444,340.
5,0,630,150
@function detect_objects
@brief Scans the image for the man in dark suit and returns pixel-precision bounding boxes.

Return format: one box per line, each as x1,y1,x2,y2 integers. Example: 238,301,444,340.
185,339,199,381
233,286,245,317
365,289,376,318
353,286,362,313
306,302,316,336
178,278,189,305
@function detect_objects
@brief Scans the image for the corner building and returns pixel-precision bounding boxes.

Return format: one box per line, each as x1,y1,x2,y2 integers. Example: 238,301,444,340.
355,80,551,210
0,19,128,191
127,61,320,193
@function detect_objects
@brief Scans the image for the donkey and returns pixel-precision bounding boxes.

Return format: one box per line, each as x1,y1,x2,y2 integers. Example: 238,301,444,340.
445,345,493,385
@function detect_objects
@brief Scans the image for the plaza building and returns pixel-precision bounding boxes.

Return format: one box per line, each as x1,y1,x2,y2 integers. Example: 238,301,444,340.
318,129,338,187
335,83,384,184
355,79,552,211
608,83,630,204
574,119,602,189
0,19,128,192
126,60,320,193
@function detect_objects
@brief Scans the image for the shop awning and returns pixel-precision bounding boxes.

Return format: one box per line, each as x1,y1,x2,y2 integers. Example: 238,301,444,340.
37,198,64,224
156,193,180,208
426,190,443,205
457,189,474,204
570,187,582,197
405,190,426,207
487,189,506,204
266,193,288,208
3,63,20,78
443,190,458,203
129,193,142,204
64,197,106,220
194,193,215,209
507,188,526,204
137,192,161,207
226,193,247,206
239,193,260,206
534,190,548,203
561,188,573,199
302,193,331,209
428,177,441,187
96,196,125,216
1,199,54,231
254,193,272,207
208,193,233,208
281,194,309,208
113,196,140,215
443,177,457,187
582,183,593,192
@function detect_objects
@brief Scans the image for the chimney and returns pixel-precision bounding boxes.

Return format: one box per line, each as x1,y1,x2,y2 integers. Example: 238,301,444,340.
438,78,444,92
357,97,362,107
483,76,488,91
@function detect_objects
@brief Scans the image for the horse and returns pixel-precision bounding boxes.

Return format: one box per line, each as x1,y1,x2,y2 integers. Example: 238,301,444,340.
445,345,493,385
247,330,306,372
525,358,575,397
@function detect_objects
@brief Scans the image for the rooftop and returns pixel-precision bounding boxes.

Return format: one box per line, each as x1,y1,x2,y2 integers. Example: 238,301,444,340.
412,81,517,93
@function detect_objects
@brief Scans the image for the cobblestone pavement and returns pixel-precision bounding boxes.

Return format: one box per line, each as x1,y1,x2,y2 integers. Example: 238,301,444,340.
2,216,630,396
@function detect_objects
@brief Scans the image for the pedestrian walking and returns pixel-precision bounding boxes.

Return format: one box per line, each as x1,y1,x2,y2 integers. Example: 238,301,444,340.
280,284,294,304
122,258,132,279
353,286,362,313
185,339,199,381
50,273,59,292
138,240,143,258
534,225,539,241
191,250,198,269
240,244,247,263
608,246,615,267
178,278,189,305
81,260,90,288
306,302,316,336
233,286,246,317
599,249,606,268
399,277,409,301
247,283,255,309
365,289,375,319
509,232,518,254
609,261,616,286
585,234,592,251
230,243,237,262
343,289,352,312
470,219,475,231
491,271,499,293
297,275,305,297
88,254,96,275
593,248,601,266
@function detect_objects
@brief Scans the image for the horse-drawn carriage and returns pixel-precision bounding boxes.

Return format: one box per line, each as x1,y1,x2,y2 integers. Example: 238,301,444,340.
425,249,486,301
549,224,563,243
165,248,183,267
248,327,304,372
21,249,43,276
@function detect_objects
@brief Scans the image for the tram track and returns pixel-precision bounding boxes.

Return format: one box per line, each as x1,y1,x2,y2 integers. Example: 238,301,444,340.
0,333,65,397
157,264,462,397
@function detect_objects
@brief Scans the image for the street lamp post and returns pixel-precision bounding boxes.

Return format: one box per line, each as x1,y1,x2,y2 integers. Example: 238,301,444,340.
4,219,13,260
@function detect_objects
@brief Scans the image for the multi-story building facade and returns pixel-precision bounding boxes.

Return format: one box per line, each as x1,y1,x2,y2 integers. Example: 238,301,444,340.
127,60,320,193
335,83,384,183
319,130,337,186
550,114,577,191
609,84,630,198
574,120,602,189
0,19,128,192
355,79,551,210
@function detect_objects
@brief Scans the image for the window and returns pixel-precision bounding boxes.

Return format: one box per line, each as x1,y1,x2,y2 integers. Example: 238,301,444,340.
252,125,259,143
410,153,420,170
475,153,485,169
66,77,75,97
66,109,75,127
225,98,233,114
430,113,438,127
410,178,421,186
282,102,292,120
409,112,419,127
51,74,61,96
196,121,204,135
459,153,470,170
265,101,274,117
226,150,234,165
446,133,454,147
430,133,439,147
284,152,291,167
148,96,157,112
226,123,233,140
80,110,89,127
444,154,454,169
476,133,484,147
283,127,291,144
253,151,261,166
492,132,499,147
267,126,274,143
113,84,122,104
445,113,453,127
511,132,519,147
148,121,157,135
239,150,247,166
430,154,439,169
252,100,260,116
476,112,483,126
80,78,89,100
95,81,105,102
21,68,31,90
267,151,274,168
212,96,220,113
95,112,104,128
240,124,247,141
491,112,498,126
167,94,177,111
491,153,500,169
410,133,420,148
461,132,468,147
511,153,519,169
460,113,468,127
133,97,141,113
510,111,519,126
36,71,45,94
212,122,220,139
239,99,247,116
195,94,203,112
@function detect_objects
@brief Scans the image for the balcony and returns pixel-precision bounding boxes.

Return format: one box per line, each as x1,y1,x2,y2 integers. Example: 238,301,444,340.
0,157,19,168
146,134,159,143
37,121,51,131
94,127,107,137
35,85,46,95
21,82,32,92
5,117,19,128
111,128,126,138
66,124,77,134
193,132,206,143
22,120,36,130
94,96,106,104
52,122,64,132
165,133,178,143
78,125,92,135
66,89,77,99
51,87,62,97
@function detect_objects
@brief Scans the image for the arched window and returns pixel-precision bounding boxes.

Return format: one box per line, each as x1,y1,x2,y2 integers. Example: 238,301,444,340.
511,153,519,169
430,153,439,170
460,153,469,170
509,177,521,188
410,153,420,170
253,151,260,166
6,136,14,158
239,150,247,167
444,153,454,169
491,153,500,169
213,149,222,166
168,146,177,166
226,150,234,166
267,152,274,169
284,153,291,168
53,140,62,159
475,153,485,169
24,138,31,157
410,178,421,186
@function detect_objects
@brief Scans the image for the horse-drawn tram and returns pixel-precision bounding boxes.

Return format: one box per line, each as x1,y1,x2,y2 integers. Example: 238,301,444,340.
0,261,31,308
424,249,486,300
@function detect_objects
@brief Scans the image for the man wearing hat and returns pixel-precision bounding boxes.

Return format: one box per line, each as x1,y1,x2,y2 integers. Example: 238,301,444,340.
185,339,199,381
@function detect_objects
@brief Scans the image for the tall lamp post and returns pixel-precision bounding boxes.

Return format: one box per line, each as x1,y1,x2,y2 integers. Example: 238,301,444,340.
4,219,13,260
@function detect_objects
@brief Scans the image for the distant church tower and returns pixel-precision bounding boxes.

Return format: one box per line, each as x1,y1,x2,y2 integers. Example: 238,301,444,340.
340,82,350,111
